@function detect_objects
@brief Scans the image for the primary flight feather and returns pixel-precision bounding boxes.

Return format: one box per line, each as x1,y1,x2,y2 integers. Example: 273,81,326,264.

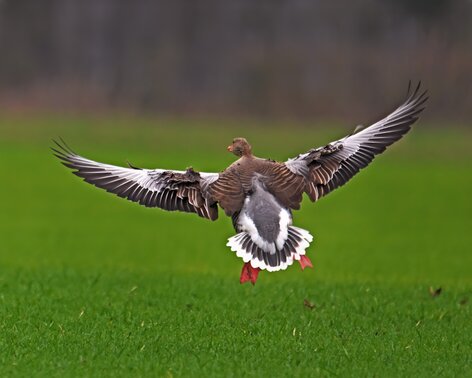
53,82,427,284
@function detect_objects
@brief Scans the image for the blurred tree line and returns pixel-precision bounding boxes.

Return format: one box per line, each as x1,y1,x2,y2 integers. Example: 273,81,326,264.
0,0,470,122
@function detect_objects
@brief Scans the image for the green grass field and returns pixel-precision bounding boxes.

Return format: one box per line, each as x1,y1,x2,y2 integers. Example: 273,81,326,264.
1,115,471,377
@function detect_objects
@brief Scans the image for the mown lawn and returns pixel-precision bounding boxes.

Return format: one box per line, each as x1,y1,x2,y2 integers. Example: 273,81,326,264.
1,115,471,377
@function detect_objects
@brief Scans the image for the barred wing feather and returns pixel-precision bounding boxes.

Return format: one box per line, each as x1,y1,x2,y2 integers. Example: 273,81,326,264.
52,140,219,220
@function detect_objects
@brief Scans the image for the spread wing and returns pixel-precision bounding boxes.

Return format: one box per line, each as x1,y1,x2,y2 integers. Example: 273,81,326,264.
285,82,428,202
52,140,219,220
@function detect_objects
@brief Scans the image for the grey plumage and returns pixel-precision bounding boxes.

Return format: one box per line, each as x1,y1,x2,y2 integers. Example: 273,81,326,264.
242,178,282,244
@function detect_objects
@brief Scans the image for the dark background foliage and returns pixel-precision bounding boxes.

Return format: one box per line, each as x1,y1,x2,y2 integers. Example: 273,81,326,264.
0,0,470,121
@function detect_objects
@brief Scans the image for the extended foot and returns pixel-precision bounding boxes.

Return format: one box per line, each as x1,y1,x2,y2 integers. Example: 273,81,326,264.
240,262,260,285
299,255,313,270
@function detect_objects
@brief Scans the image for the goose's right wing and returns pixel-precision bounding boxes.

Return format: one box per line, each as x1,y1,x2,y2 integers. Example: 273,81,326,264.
52,140,219,220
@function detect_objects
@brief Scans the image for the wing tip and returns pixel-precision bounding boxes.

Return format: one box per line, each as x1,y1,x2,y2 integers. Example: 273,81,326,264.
51,137,77,158
405,80,428,105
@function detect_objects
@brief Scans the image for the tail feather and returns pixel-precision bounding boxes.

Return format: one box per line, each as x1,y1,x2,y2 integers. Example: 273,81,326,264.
227,226,313,272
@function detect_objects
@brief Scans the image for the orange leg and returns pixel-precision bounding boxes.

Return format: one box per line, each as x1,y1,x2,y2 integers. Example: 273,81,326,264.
299,255,313,270
240,262,261,285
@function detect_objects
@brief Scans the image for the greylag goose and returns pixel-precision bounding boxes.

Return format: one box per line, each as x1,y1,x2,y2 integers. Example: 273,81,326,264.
53,83,427,284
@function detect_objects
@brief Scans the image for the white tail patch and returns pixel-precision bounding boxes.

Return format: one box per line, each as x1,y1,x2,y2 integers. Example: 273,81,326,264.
227,226,314,272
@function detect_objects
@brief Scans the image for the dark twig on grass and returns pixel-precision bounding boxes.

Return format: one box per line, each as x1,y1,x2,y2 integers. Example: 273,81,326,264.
429,287,442,297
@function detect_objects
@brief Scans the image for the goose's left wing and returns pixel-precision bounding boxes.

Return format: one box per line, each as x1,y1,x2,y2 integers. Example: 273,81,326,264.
52,140,219,220
285,82,428,202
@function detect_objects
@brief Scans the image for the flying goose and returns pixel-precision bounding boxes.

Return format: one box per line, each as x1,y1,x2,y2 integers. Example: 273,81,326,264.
53,83,427,284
